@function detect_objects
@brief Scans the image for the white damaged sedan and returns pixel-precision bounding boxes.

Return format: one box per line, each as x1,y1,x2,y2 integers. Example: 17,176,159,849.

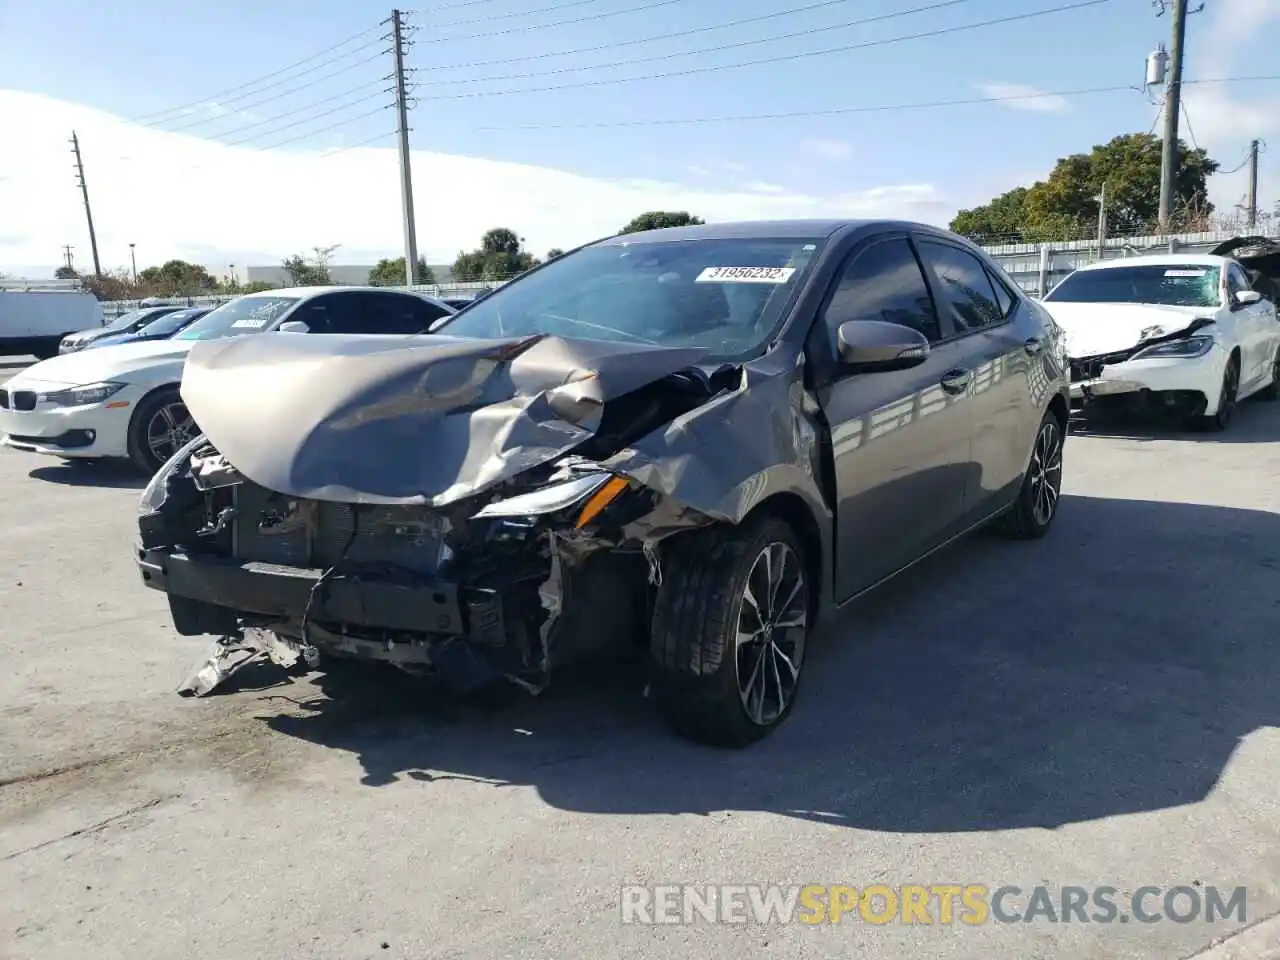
1042,253,1280,429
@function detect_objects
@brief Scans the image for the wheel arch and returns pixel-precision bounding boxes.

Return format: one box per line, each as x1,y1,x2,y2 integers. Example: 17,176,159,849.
125,381,183,438
743,491,825,619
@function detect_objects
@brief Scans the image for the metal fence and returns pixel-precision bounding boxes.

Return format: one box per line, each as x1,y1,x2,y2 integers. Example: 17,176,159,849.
982,225,1280,297
100,280,510,318
95,224,1280,317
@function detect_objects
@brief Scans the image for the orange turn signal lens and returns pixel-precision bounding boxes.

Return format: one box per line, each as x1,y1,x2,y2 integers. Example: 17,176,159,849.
574,476,629,529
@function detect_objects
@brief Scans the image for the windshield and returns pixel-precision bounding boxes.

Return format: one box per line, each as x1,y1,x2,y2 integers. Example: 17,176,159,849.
1045,264,1222,308
137,308,201,337
431,237,822,358
173,296,299,341
103,309,145,332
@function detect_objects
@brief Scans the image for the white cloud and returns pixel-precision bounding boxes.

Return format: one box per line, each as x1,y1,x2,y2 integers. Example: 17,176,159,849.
0,90,956,275
799,138,853,160
742,181,789,194
973,83,1071,113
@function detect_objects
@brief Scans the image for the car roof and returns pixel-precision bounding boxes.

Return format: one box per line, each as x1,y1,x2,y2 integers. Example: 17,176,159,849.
592,218,905,245
237,285,424,301
1072,253,1232,272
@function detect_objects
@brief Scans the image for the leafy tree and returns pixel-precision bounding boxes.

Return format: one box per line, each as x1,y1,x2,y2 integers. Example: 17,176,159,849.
241,280,279,294
950,134,1219,243
84,270,134,301
281,254,330,286
136,259,216,296
619,211,704,234
452,227,538,281
368,256,434,286
54,266,78,279
545,248,565,260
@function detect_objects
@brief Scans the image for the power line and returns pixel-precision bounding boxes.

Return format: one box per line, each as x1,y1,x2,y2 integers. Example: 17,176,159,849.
417,0,683,43
429,0,886,71
218,90,391,149
420,0,982,86
417,0,1110,100
149,48,388,135
128,26,384,125
470,74,1280,130
423,0,610,28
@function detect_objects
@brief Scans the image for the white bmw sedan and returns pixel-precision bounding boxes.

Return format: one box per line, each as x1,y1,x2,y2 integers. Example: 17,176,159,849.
0,286,454,472
1041,253,1280,429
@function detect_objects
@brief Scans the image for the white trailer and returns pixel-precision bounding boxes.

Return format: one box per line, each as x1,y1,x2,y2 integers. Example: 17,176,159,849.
0,286,105,359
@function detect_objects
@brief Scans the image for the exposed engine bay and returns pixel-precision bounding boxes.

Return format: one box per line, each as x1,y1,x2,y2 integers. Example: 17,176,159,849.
134,343,786,696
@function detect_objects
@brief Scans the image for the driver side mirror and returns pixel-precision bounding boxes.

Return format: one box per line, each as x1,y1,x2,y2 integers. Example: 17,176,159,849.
1232,290,1263,308
277,320,310,333
836,320,930,371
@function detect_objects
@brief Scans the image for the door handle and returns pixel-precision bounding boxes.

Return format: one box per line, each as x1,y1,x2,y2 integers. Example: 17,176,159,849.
1024,337,1043,355
940,369,973,394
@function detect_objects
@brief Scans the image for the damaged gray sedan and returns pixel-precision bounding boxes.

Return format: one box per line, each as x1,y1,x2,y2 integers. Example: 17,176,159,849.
135,219,1070,746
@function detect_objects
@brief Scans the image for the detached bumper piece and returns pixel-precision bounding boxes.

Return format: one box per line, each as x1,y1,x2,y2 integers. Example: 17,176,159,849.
138,547,518,693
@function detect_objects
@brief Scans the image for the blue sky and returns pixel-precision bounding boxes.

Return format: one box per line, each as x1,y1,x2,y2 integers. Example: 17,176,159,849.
2,0,1279,271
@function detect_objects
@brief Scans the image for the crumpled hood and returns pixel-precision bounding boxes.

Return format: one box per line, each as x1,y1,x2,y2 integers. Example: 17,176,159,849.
1040,301,1213,357
180,332,711,505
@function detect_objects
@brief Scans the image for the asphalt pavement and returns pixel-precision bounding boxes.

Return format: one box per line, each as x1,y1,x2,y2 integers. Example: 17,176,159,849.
2,351,1279,959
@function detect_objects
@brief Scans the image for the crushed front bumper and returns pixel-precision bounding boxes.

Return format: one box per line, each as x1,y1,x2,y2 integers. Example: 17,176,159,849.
1068,348,1226,415
137,547,506,648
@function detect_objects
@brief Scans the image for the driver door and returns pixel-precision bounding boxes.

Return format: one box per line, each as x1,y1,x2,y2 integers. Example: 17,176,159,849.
810,234,974,602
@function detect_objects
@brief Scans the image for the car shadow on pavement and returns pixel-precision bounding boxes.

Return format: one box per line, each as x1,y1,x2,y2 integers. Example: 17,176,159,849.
1070,397,1280,443
0,358,33,370
27,461,147,489
260,492,1280,831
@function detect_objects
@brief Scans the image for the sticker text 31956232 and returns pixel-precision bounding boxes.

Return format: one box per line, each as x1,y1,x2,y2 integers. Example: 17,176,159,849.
696,266,797,284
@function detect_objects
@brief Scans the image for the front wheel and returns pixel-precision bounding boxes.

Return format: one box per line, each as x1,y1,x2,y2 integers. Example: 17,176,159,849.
1257,349,1280,401
1195,354,1239,430
649,515,811,747
126,386,198,474
993,410,1064,540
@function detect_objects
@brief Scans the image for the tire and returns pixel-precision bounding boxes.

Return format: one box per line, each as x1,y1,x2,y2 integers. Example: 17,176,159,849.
1195,353,1240,430
993,409,1064,540
1257,348,1280,401
649,514,811,747
126,386,198,475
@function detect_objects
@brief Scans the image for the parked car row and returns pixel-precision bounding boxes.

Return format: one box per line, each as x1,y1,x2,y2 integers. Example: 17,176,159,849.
3,220,1279,748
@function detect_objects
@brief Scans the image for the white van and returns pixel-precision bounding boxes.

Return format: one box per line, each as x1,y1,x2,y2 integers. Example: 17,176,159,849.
0,288,105,359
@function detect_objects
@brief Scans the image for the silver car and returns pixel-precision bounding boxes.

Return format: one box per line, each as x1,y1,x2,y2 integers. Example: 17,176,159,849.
136,219,1070,746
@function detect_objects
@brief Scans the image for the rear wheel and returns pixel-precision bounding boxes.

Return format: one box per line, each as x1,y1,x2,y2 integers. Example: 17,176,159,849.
1196,354,1239,430
993,409,1064,540
126,386,197,474
649,515,810,747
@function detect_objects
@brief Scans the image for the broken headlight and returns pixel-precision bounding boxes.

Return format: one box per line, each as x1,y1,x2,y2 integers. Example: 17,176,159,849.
1132,335,1215,360
138,434,208,514
472,472,630,529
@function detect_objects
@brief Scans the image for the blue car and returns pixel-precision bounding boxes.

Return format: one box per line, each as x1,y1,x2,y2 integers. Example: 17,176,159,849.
85,307,212,350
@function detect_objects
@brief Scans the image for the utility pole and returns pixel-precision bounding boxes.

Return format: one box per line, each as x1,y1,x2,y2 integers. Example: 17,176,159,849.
1247,139,1260,228
1096,181,1108,260
129,243,138,284
1157,0,1189,231
62,245,74,272
69,132,102,278
390,9,419,287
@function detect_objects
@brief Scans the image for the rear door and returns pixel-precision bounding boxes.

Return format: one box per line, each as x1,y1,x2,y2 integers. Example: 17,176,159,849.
913,236,1041,523
809,233,974,601
1226,260,1274,389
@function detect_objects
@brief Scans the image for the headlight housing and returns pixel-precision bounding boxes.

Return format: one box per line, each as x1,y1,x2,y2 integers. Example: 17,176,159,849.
138,434,208,513
472,472,630,528
38,381,127,407
1131,335,1215,360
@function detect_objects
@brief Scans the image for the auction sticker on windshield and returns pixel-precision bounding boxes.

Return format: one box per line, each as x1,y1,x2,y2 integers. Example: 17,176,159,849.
1164,269,1208,277
696,266,796,283
231,307,282,329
